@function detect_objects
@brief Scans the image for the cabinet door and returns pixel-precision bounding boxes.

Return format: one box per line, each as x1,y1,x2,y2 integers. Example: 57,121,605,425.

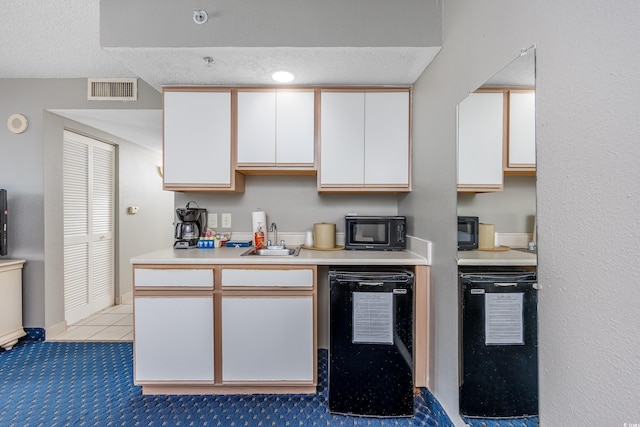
320,91,365,186
237,90,315,167
508,91,536,168
163,90,232,187
276,90,315,164
134,296,214,382
457,92,504,191
364,91,410,186
221,296,314,382
237,91,276,164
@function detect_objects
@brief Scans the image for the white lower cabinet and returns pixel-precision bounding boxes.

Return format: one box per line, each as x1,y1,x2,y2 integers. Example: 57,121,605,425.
221,296,314,382
133,265,316,394
134,296,214,382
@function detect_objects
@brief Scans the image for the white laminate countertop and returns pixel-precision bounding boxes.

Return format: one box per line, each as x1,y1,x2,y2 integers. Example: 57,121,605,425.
457,249,536,266
131,247,429,266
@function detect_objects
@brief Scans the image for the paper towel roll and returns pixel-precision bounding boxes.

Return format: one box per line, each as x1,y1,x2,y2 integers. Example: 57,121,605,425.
251,211,267,233
313,223,336,249
478,223,495,249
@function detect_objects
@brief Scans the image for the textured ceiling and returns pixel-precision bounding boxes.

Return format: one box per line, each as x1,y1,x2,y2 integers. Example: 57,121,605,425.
0,0,133,79
105,47,441,91
1,1,441,152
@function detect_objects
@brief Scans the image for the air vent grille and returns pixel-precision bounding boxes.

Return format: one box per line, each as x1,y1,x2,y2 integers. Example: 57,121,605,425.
88,78,138,101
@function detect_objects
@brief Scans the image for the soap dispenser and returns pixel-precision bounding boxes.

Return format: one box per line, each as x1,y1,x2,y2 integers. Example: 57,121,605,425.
254,223,265,249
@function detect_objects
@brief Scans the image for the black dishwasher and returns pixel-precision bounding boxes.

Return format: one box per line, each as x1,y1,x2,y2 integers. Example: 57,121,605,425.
459,268,538,418
329,268,414,417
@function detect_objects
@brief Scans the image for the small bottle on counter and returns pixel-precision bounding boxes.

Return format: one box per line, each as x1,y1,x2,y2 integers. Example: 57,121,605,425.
254,223,265,249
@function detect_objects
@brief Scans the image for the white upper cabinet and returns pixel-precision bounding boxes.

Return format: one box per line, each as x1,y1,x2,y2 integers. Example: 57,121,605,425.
319,89,411,192
457,92,505,192
163,89,244,192
236,89,315,172
237,91,276,164
364,91,410,186
320,91,365,186
507,90,536,170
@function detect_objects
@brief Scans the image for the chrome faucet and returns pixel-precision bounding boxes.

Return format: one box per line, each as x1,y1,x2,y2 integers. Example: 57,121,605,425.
269,222,278,247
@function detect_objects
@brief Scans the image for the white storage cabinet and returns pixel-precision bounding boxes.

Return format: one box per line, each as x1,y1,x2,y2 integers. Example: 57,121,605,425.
220,267,316,384
237,89,315,169
134,296,214,382
507,90,536,169
319,90,410,191
457,92,505,192
0,260,26,350
163,89,243,192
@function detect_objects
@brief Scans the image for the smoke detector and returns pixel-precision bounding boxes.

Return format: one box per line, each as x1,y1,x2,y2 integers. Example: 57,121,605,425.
193,9,208,24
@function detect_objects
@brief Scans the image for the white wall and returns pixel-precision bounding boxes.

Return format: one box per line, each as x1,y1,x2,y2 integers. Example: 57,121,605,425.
404,0,640,425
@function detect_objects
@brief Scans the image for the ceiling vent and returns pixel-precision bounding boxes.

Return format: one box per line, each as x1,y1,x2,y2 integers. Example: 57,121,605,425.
88,78,138,101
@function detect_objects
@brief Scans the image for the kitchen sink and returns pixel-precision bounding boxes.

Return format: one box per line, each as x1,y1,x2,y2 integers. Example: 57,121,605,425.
241,247,300,257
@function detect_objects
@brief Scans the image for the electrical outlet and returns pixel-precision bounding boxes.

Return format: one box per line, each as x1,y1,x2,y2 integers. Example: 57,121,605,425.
221,213,232,228
208,213,217,229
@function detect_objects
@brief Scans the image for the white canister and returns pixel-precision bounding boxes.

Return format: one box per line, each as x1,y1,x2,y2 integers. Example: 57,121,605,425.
305,231,314,247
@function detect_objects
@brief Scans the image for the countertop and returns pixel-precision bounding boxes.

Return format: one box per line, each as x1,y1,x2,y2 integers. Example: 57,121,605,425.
457,248,536,266
0,259,26,269
131,246,429,266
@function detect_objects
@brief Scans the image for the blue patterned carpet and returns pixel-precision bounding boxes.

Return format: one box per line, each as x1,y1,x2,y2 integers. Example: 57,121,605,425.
0,341,538,427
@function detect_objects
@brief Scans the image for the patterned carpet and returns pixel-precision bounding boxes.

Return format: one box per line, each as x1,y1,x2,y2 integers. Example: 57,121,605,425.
0,340,538,427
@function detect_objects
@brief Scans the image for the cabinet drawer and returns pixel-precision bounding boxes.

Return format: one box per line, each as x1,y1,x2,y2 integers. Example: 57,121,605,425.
135,268,214,288
221,268,314,288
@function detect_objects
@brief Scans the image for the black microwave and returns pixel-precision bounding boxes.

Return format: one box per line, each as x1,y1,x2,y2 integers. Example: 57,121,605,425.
458,216,479,250
345,216,406,251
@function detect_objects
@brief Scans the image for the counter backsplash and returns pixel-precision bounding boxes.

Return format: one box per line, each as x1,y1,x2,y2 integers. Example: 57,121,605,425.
496,233,533,248
211,232,431,265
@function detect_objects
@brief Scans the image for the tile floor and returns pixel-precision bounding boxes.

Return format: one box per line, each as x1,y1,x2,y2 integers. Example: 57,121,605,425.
48,303,133,342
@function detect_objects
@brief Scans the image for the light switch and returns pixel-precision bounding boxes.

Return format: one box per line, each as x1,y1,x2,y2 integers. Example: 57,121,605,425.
208,213,218,228
128,206,139,214
221,213,232,228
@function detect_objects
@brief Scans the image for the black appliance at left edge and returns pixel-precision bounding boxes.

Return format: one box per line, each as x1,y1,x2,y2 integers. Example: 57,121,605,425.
174,201,207,249
1,189,7,256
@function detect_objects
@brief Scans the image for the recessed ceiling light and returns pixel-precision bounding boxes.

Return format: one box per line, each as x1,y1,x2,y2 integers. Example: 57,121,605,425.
272,71,295,83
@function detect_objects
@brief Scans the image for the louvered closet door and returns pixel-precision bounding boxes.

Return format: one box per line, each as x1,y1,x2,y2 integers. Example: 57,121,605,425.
63,131,115,325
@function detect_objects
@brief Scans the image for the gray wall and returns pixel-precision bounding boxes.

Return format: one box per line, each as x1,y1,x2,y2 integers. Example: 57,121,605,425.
102,0,442,48
457,176,536,233
175,176,399,235
1,78,170,329
116,136,174,298
403,0,640,425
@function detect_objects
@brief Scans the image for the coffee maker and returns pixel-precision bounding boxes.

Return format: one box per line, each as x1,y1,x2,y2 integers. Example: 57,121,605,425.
174,201,207,249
